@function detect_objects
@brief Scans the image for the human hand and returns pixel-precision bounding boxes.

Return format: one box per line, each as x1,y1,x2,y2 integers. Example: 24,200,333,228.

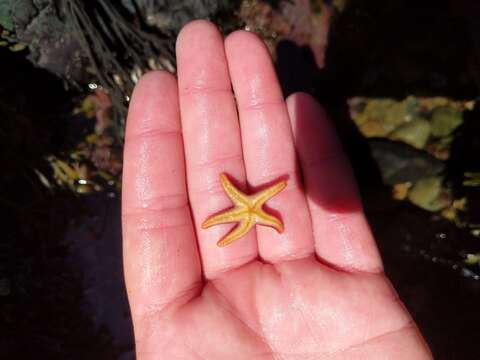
122,20,432,359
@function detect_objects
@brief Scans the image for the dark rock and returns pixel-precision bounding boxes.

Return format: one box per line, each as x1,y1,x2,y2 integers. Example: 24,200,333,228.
369,138,445,185
2,0,237,92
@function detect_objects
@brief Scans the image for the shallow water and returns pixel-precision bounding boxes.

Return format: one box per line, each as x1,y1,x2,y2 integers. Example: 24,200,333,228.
66,194,134,358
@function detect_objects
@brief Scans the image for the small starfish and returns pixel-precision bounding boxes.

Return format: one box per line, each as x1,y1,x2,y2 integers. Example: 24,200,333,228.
202,173,287,247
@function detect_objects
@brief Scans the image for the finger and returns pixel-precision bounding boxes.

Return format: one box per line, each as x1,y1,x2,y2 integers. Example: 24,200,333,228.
225,31,314,262
122,72,202,335
286,92,383,272
176,20,257,278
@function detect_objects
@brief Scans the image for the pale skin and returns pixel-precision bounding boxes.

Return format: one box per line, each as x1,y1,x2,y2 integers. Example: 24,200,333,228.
122,20,433,359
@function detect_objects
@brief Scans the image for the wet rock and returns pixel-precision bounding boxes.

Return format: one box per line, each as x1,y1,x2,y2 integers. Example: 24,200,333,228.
1,0,237,86
350,96,473,159
368,138,454,212
349,97,419,138
369,138,445,185
390,117,431,149
142,0,235,33
408,176,452,212
430,106,463,137
239,0,331,67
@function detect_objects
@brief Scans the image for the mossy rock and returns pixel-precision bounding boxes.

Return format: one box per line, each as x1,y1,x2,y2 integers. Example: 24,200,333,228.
389,117,431,149
408,176,451,211
353,97,419,137
430,106,463,137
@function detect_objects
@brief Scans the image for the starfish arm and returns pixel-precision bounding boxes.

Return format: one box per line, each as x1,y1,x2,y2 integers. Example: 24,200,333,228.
220,173,250,206
255,209,284,233
251,180,287,208
217,217,254,247
201,207,248,229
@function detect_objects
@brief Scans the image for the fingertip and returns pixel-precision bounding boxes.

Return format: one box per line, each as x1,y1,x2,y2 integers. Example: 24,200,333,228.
126,70,179,138
225,29,284,111
286,92,315,110
286,91,312,104
138,69,176,84
225,29,265,54
286,91,344,160
176,19,222,53
286,92,329,128
175,19,230,93
129,70,177,113
131,70,176,100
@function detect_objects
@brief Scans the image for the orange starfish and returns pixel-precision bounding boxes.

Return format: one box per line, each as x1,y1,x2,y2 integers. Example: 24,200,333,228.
202,173,287,247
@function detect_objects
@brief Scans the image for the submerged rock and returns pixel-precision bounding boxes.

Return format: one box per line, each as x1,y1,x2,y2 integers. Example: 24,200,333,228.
430,106,463,137
407,176,452,212
390,117,431,149
349,97,417,137
349,96,472,157
369,139,445,185
368,138,453,213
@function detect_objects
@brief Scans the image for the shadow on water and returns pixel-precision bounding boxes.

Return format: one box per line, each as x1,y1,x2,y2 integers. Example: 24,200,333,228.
276,0,480,358
0,47,133,358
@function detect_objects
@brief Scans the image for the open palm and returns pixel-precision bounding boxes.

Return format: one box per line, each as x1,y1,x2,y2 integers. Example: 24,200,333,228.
122,20,431,359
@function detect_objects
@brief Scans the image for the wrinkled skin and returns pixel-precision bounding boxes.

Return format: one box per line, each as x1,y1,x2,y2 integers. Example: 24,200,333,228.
122,20,432,359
